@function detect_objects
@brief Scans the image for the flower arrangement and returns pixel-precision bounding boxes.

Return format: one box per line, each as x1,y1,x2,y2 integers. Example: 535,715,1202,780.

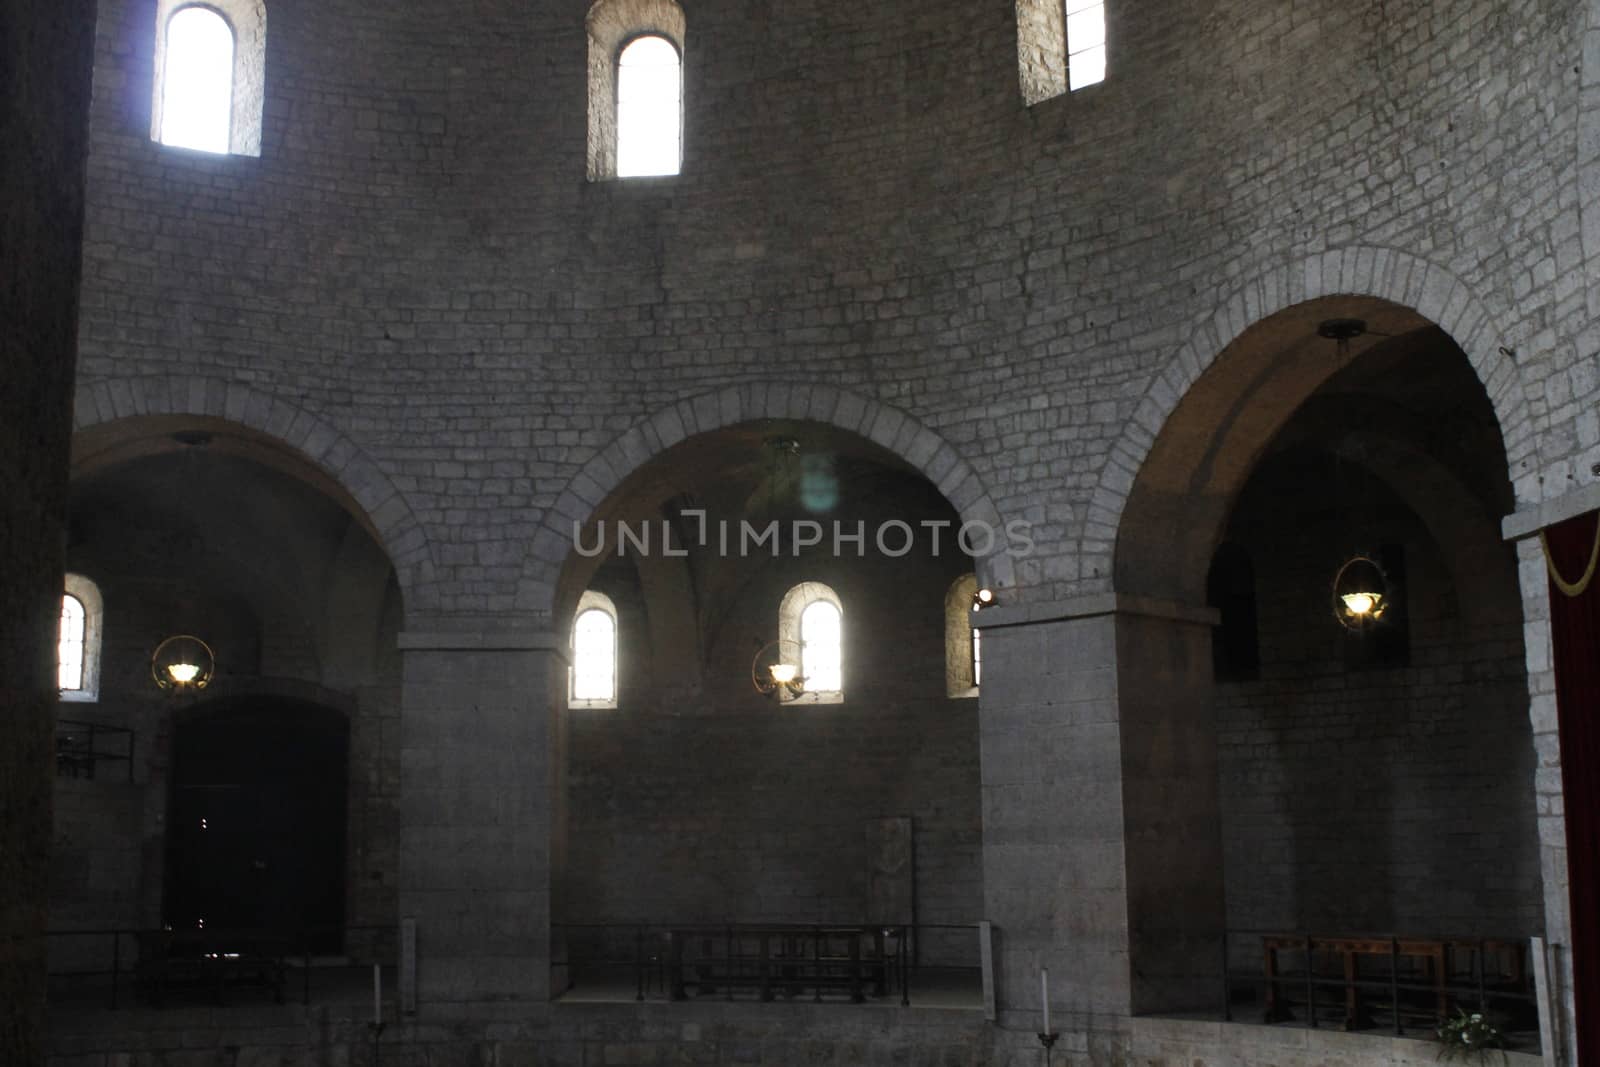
1436,1008,1507,1063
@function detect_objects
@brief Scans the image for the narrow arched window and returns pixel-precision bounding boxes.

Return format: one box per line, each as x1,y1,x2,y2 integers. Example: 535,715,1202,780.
800,600,842,694
944,574,980,698
159,7,236,153
777,582,843,703
586,0,685,179
570,591,619,708
152,0,266,156
616,35,682,177
60,575,105,702
59,596,87,692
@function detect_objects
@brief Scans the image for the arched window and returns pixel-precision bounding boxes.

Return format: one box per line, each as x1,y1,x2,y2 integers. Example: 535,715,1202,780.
158,7,234,152
59,596,86,691
777,582,843,703
570,591,619,708
152,0,267,156
60,574,105,703
616,35,682,177
585,0,685,180
945,574,980,698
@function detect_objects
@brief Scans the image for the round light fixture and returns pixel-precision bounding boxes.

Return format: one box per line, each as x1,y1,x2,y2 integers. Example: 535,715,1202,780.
151,634,216,693
1332,556,1389,630
751,639,805,698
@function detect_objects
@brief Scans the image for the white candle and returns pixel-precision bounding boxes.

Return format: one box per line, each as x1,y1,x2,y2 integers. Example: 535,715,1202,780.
1040,966,1051,1034
373,963,381,1024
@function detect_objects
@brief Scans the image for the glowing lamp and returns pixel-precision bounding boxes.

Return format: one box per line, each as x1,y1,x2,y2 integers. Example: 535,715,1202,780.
151,635,216,693
751,640,806,699
1332,556,1389,631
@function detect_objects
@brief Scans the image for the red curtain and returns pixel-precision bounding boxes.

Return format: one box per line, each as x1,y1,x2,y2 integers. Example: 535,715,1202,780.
1547,509,1600,1066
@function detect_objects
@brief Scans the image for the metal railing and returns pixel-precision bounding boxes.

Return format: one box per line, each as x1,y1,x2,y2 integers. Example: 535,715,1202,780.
46,924,401,1011
551,921,984,1007
55,719,135,781
1220,929,1540,1050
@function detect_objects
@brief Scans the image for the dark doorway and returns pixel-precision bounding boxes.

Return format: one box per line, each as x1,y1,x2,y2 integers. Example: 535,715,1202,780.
164,698,348,952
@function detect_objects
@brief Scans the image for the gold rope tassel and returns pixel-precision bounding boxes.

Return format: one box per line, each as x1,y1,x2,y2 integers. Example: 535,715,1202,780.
1540,516,1600,598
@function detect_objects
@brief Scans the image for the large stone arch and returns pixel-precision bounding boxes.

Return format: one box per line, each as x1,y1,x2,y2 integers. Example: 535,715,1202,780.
519,381,1011,618
1084,247,1537,594
69,373,437,611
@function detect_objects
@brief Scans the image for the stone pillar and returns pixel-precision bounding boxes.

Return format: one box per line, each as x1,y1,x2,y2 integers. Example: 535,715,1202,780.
977,595,1224,1033
1113,605,1225,1015
1,0,96,1058
1503,496,1593,1067
978,601,1132,1032
396,624,563,1015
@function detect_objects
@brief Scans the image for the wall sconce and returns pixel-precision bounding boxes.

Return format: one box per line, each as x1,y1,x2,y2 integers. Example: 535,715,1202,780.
151,634,216,693
1332,556,1389,630
751,639,805,698
971,587,995,612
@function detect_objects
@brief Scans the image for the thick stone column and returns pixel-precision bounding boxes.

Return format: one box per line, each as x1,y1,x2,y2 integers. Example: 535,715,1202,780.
1,0,95,1059
978,601,1132,1032
1113,605,1225,1015
977,596,1224,1034
1503,494,1596,1066
396,624,563,1014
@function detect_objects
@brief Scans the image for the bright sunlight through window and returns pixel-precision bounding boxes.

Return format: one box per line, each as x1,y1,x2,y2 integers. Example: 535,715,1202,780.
160,6,235,153
572,600,618,704
1066,0,1106,90
616,35,681,177
58,595,86,692
799,599,842,695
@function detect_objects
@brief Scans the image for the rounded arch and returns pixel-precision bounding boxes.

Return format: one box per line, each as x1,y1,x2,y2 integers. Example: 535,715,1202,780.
1086,248,1536,595
70,374,436,611
519,382,1012,617
176,677,357,724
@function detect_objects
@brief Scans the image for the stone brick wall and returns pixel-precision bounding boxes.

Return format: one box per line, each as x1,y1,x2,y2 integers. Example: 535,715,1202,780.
72,0,1589,614
1215,451,1542,945
562,505,984,942
53,0,1598,1046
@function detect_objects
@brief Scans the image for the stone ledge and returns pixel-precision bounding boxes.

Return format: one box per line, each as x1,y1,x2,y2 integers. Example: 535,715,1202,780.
1502,481,1600,540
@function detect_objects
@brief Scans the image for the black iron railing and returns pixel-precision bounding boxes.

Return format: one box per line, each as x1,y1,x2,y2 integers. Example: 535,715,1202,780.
551,921,984,1007
1220,929,1540,1050
46,924,401,1011
55,719,135,781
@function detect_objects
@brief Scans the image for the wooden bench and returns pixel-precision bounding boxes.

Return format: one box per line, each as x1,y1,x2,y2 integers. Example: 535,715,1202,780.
1261,935,1527,1030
